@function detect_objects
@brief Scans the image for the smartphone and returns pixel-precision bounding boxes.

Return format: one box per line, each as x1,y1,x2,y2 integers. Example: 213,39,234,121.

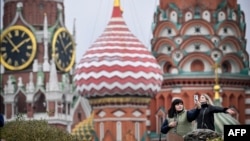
194,94,198,102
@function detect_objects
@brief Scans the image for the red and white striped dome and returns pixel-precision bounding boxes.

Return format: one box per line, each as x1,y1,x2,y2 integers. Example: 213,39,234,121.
74,1,163,98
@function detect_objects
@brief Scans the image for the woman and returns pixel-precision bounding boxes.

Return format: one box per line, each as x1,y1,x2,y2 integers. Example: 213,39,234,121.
161,98,201,139
196,94,235,131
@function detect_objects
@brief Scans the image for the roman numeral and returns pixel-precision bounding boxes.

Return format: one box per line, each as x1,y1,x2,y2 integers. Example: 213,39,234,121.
15,30,19,36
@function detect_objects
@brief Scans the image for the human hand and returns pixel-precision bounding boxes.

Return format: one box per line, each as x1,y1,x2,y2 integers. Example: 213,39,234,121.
227,108,236,115
195,100,201,109
168,121,178,127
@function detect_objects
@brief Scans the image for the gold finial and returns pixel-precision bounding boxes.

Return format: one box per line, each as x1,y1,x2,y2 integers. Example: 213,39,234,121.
212,63,220,100
114,0,120,7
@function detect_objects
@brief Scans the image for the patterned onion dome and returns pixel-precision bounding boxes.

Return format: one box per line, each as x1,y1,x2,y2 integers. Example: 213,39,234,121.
213,85,240,133
71,113,96,141
74,0,163,98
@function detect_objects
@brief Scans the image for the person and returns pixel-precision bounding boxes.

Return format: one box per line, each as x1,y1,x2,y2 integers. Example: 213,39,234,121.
160,98,201,140
196,94,235,131
0,114,4,127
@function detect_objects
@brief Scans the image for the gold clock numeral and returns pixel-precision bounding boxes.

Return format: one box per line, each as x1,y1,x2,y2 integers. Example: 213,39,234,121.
2,53,7,60
14,61,19,66
55,53,59,58
1,47,6,51
66,61,69,66
21,59,25,63
21,31,25,38
58,60,62,65
7,58,12,64
15,30,19,36
27,45,32,50
26,52,31,57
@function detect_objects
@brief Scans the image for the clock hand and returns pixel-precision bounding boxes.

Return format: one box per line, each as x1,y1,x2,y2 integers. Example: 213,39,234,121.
64,42,72,51
59,34,65,48
11,38,30,52
5,36,18,51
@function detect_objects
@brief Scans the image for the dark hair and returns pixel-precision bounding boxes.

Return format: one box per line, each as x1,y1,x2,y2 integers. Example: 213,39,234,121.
168,99,183,118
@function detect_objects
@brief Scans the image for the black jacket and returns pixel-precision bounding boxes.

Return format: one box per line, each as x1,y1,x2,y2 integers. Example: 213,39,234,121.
196,104,228,131
0,114,4,127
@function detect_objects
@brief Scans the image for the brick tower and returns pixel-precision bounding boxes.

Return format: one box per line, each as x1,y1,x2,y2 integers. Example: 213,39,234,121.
0,0,91,132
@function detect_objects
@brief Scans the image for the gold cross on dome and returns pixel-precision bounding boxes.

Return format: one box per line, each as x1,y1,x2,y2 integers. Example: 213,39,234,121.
212,63,220,85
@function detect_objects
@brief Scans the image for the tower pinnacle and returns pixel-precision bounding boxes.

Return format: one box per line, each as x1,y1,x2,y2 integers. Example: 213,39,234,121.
114,0,120,7
112,0,122,17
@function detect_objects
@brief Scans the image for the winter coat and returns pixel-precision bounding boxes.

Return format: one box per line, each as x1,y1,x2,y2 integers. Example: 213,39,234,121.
196,103,228,131
161,108,200,137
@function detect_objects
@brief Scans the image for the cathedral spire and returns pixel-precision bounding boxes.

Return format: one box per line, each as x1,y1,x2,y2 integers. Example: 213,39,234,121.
73,18,76,42
48,55,59,91
112,0,122,17
43,13,50,72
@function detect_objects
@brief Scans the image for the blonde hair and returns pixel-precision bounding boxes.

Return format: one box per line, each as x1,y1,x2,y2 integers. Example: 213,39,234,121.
201,93,214,105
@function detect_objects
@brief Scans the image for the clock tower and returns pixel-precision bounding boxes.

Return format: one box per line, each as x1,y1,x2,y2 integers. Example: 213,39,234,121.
0,0,90,132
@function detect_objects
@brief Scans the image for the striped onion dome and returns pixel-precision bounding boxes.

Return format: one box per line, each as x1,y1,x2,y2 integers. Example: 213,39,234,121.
74,0,163,98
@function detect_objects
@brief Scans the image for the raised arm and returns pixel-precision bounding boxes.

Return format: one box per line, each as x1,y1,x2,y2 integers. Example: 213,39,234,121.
187,108,200,122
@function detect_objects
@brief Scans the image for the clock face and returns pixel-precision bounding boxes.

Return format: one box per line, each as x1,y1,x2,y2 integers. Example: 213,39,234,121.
0,25,37,70
52,27,75,72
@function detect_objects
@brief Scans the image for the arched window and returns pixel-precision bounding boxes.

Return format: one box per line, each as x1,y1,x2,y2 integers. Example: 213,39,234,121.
15,93,27,114
170,11,178,23
202,10,211,22
33,93,46,113
218,11,226,22
116,121,122,141
185,11,192,21
222,61,231,73
163,62,172,73
191,60,204,72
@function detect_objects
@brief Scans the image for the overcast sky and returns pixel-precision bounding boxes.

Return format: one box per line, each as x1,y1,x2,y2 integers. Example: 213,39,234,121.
64,0,250,63
1,0,249,63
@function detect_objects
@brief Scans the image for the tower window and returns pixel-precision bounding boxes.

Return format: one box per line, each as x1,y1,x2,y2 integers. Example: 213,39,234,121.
194,43,201,50
194,26,201,33
78,112,82,121
167,46,171,51
223,28,228,33
168,29,172,34
222,45,227,51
